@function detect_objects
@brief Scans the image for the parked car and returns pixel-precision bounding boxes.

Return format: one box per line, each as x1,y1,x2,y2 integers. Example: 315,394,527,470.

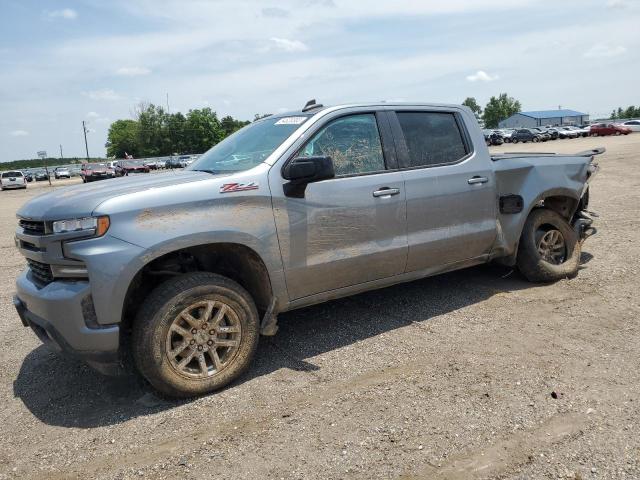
530,128,551,142
144,160,163,170
499,129,515,142
589,123,632,136
13,101,601,398
166,157,187,168
510,128,543,143
81,163,115,183
54,167,71,179
557,127,579,139
115,160,150,176
1,170,27,190
34,170,49,181
23,172,34,183
488,131,504,145
621,120,640,132
565,126,589,138
541,128,560,140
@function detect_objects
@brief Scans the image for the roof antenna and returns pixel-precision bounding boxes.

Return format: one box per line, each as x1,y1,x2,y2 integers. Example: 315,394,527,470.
302,98,323,112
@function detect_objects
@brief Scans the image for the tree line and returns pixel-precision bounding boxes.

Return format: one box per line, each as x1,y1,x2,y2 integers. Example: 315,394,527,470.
609,106,640,120
106,103,255,159
462,94,522,129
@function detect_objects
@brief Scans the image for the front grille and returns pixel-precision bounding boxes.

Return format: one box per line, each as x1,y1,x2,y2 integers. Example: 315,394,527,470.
19,219,46,236
27,259,54,285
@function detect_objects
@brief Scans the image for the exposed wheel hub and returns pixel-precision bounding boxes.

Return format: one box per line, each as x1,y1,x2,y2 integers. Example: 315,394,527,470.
165,299,242,379
536,228,566,265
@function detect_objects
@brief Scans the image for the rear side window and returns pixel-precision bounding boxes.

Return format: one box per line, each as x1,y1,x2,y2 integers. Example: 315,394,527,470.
298,114,386,176
396,112,468,167
2,171,23,178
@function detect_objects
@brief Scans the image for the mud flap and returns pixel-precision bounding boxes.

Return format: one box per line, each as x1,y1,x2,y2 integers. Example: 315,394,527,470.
260,297,279,336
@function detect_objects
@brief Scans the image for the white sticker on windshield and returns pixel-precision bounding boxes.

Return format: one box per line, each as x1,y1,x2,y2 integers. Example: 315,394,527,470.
275,116,307,125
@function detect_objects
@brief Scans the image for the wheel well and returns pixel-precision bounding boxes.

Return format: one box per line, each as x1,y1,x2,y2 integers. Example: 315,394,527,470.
121,243,272,336
540,195,578,220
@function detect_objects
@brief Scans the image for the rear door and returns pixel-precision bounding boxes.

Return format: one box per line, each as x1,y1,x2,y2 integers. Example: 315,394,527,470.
269,110,408,300
388,109,497,272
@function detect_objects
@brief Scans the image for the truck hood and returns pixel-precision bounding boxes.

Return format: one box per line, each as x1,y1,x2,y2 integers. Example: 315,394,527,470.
17,170,220,220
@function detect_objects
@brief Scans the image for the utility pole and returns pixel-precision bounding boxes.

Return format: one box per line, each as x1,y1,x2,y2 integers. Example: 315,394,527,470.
82,121,90,161
59,144,63,160
166,92,170,114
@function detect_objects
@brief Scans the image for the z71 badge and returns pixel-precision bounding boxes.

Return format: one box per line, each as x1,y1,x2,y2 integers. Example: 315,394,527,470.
220,182,259,193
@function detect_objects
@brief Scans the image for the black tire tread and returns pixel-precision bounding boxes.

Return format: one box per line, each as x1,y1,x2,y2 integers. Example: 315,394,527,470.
516,208,581,283
132,272,259,398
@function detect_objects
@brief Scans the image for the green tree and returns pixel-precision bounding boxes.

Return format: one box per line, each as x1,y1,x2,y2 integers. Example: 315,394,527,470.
483,93,521,128
221,115,250,137
623,106,637,119
106,119,139,158
183,108,223,153
462,97,483,118
610,109,618,120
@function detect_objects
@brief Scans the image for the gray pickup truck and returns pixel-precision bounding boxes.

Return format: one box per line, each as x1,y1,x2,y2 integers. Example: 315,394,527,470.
13,101,601,397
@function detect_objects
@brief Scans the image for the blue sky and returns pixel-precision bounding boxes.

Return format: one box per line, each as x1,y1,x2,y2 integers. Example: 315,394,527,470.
0,0,638,162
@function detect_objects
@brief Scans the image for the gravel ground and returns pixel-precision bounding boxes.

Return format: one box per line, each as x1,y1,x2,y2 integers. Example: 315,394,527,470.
0,135,638,479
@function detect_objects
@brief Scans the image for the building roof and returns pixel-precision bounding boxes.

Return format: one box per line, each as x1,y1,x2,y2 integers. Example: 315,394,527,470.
518,109,587,119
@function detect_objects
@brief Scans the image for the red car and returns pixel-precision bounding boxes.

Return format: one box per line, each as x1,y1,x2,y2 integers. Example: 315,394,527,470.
81,163,115,183
115,160,150,176
589,123,632,136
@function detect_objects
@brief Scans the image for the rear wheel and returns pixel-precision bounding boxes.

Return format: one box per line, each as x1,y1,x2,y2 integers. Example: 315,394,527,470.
516,209,580,282
615,131,621,136
132,272,260,398
512,138,519,144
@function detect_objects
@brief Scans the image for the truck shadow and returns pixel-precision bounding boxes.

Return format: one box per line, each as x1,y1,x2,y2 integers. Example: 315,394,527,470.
13,263,548,429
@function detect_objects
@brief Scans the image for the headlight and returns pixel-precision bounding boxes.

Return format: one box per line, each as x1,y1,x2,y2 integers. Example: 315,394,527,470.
52,216,110,236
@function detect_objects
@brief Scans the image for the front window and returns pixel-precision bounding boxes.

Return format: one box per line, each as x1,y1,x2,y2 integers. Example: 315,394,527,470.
189,115,310,173
297,114,386,176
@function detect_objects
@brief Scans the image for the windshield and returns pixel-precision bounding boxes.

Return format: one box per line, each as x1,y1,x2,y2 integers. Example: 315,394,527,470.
86,163,106,168
188,115,310,173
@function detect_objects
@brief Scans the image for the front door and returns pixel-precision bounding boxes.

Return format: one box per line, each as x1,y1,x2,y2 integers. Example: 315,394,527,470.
269,112,408,300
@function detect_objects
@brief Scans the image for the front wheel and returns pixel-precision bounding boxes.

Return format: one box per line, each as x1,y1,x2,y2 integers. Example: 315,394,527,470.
512,138,518,144
132,272,260,398
516,209,581,282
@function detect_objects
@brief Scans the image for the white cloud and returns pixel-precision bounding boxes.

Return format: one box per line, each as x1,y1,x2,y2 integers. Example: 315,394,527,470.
82,89,122,101
466,70,499,82
86,111,100,118
606,0,629,9
9,130,29,137
583,43,627,58
46,8,77,20
270,37,309,52
115,66,151,76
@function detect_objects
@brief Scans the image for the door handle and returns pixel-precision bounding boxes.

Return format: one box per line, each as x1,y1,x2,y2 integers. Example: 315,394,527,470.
468,176,489,185
373,187,400,198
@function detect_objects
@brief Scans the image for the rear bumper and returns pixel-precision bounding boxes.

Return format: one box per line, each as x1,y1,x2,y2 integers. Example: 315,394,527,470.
14,270,119,364
1,184,26,189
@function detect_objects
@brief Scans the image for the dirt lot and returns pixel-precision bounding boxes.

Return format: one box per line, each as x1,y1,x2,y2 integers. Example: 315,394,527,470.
1,135,639,479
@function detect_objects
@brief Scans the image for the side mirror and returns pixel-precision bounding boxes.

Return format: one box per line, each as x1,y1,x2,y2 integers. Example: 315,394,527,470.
282,156,334,198
282,156,334,183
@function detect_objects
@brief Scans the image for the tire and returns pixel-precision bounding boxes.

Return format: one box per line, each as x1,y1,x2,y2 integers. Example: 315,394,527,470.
615,131,621,136
592,132,598,137
132,272,260,398
516,208,581,283
512,138,518,144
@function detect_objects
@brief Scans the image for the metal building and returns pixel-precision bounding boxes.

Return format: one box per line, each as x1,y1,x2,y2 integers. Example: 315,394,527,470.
499,109,589,128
